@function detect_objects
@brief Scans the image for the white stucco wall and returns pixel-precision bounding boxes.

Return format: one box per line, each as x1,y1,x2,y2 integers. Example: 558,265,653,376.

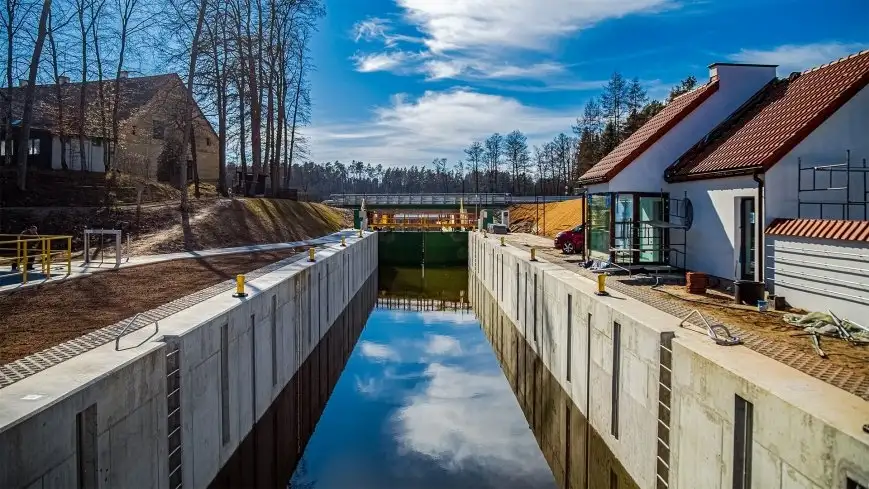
607,65,776,194
668,176,758,280
764,85,869,224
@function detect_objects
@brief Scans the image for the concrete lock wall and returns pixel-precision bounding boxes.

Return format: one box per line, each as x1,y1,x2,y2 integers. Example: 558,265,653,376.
468,232,869,489
0,232,378,489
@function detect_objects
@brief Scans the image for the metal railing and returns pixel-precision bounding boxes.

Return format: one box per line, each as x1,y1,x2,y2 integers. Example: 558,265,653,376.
0,234,73,285
369,212,477,231
328,193,577,207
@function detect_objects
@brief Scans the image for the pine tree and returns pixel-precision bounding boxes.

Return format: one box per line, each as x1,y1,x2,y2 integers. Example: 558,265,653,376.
599,72,629,140
668,76,698,101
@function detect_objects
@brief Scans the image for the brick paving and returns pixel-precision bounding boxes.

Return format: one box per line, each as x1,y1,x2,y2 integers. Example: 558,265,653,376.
503,233,869,402
0,252,309,389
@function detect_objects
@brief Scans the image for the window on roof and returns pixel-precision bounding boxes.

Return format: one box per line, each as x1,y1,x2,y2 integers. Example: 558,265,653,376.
206,137,211,146
28,139,39,155
132,125,137,136
152,119,165,140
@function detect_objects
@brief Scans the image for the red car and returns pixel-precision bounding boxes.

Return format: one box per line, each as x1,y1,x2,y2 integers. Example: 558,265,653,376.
554,225,585,255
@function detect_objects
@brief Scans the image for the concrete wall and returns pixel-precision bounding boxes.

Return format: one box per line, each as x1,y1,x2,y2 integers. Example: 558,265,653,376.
471,232,677,489
469,232,869,489
0,231,377,489
766,236,869,319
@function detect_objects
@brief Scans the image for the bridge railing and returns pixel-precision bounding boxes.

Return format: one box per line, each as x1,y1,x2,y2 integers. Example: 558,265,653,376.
328,193,577,207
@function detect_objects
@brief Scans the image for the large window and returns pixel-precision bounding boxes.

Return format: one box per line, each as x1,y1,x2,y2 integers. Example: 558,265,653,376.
639,197,664,263
588,194,611,259
613,194,635,264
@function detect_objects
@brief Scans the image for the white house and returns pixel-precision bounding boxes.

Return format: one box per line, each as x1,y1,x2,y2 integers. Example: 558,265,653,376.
664,49,869,316
578,63,777,266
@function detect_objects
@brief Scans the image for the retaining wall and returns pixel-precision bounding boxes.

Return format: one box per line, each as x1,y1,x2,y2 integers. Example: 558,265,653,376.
469,231,869,489
0,232,378,489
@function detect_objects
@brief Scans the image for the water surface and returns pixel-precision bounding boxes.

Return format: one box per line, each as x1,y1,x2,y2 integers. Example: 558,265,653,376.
289,267,556,489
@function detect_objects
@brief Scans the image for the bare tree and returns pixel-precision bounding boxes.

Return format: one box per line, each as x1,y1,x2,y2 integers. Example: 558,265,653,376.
14,0,51,190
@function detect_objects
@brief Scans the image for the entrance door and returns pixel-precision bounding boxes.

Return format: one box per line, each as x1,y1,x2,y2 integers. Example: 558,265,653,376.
739,198,756,280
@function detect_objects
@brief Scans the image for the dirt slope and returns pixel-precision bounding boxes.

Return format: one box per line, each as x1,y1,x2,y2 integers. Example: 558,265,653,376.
510,198,584,237
130,198,351,254
3,198,351,255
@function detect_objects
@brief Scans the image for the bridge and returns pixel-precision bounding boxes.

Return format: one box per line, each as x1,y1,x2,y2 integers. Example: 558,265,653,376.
327,193,576,209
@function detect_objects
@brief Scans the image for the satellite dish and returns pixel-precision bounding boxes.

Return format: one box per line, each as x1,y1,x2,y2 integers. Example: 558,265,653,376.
683,198,694,230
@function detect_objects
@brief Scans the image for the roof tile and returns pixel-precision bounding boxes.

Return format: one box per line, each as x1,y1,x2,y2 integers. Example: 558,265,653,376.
667,50,869,180
577,80,719,185
766,218,869,243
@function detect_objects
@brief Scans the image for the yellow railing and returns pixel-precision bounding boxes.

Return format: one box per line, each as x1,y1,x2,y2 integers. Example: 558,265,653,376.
0,234,73,285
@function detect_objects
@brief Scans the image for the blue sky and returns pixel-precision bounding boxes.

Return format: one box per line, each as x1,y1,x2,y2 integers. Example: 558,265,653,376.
305,0,869,168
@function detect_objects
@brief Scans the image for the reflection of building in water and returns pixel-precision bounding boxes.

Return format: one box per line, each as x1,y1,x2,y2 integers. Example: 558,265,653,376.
377,295,471,312
471,278,640,489
378,266,469,301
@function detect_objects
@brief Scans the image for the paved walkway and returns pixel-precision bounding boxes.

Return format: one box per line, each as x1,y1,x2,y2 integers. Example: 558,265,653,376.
0,229,360,295
503,232,869,402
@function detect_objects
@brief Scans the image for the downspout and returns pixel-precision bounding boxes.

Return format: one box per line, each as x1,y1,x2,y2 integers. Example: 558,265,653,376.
753,171,765,285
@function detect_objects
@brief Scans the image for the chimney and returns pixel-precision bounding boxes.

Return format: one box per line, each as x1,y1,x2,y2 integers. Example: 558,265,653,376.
57,76,70,85
119,71,129,79
708,62,777,86
18,79,27,87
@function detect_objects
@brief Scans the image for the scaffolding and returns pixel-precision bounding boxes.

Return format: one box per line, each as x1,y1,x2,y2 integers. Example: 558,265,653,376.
797,150,869,220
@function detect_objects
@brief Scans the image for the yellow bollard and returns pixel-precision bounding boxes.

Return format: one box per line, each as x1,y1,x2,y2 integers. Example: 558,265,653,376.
595,274,610,296
233,274,248,297
530,247,537,261
21,246,28,284
500,236,505,247
308,248,316,262
341,236,346,247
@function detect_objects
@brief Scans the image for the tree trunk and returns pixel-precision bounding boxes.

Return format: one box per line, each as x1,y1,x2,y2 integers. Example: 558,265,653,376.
47,15,69,171
15,0,52,191
190,125,199,198
78,5,88,172
178,0,207,214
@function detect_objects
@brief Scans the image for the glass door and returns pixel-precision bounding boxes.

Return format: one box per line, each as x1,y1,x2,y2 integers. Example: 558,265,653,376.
588,194,612,260
613,194,635,264
739,198,756,280
639,197,663,263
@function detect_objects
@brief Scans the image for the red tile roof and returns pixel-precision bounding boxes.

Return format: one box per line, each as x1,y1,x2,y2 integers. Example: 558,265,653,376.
667,50,869,181
766,218,869,242
577,80,719,185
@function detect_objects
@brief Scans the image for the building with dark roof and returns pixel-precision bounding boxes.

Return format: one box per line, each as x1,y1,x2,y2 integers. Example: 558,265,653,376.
0,73,219,183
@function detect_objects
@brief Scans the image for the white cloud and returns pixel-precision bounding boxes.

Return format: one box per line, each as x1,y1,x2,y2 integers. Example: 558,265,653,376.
728,42,869,76
394,363,550,479
353,17,391,43
425,334,463,356
422,58,567,81
397,0,673,53
359,341,400,362
308,88,579,167
353,51,412,73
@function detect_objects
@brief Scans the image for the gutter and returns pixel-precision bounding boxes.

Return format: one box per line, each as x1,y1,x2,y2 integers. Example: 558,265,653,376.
753,170,765,284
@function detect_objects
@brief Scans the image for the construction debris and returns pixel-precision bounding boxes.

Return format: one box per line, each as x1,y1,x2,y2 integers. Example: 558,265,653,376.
783,311,869,348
